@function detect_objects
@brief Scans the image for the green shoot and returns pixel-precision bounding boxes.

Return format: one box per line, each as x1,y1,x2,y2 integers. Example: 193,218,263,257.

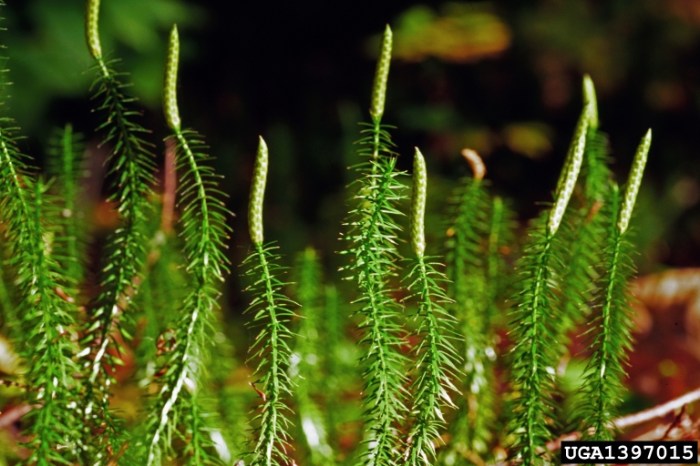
0,10,83,461
142,25,231,465
80,1,156,455
0,5,663,464
404,148,460,465
579,130,651,440
244,136,297,466
507,91,591,465
342,24,408,466
553,77,612,346
19,180,82,464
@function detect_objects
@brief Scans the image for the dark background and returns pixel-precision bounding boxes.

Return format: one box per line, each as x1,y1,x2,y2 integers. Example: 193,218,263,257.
5,0,700,271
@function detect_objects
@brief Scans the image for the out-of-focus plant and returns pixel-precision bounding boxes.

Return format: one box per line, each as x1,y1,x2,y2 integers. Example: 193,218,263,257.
3,0,203,133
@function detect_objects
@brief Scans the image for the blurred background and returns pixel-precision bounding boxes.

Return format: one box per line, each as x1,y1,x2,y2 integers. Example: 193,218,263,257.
3,0,700,452
5,0,700,272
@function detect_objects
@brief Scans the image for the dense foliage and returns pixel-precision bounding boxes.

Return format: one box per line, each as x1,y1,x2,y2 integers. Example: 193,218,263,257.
0,2,668,466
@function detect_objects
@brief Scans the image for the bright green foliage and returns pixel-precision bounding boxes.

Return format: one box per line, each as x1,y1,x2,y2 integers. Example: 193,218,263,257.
404,148,460,466
244,242,296,466
579,131,651,440
80,0,156,455
507,93,591,465
0,12,82,462
452,196,514,463
552,78,612,343
244,137,297,466
0,123,31,343
0,28,31,272
553,202,606,340
507,216,559,465
345,145,407,465
291,247,335,465
0,3,661,464
19,181,82,464
141,23,231,465
342,25,408,466
577,186,629,439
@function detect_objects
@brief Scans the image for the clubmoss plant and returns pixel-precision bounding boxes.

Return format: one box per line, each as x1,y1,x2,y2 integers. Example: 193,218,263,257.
341,25,409,466
81,0,156,455
507,89,591,465
0,101,31,345
0,3,664,465
440,149,514,464
18,180,83,464
0,10,83,461
141,24,232,465
580,75,611,203
552,76,612,342
404,148,460,465
578,130,652,440
244,136,297,466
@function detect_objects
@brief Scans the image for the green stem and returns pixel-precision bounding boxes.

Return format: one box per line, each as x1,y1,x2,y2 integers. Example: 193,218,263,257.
406,257,455,465
254,243,282,466
508,222,558,465
354,156,405,465
85,56,151,401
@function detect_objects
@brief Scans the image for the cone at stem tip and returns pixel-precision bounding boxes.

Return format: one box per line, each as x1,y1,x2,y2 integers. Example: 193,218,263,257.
548,102,591,234
461,148,485,181
411,147,427,257
618,129,652,233
249,136,268,245
370,25,392,122
583,74,599,130
86,0,102,60
164,25,181,131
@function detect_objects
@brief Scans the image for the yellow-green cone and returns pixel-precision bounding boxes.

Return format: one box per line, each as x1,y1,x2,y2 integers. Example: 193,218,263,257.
164,25,181,131
370,25,392,122
549,105,590,234
86,0,102,60
618,129,652,233
249,136,268,245
411,147,427,257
